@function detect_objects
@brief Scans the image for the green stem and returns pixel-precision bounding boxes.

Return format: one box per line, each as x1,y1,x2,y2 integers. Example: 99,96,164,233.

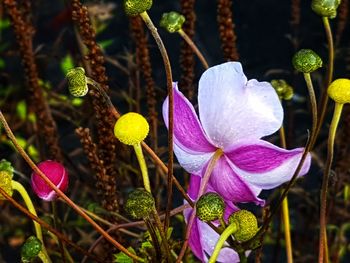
133,143,151,192
38,251,50,263
312,17,334,148
139,11,174,233
303,73,318,140
178,29,209,69
319,102,343,263
208,223,238,263
11,180,51,263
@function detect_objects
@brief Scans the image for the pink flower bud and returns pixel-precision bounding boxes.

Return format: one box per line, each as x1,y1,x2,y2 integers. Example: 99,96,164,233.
31,160,68,201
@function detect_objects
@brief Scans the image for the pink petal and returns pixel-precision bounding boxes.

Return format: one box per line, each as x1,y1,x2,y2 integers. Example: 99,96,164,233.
225,141,311,189
208,156,264,206
198,62,283,149
163,83,216,152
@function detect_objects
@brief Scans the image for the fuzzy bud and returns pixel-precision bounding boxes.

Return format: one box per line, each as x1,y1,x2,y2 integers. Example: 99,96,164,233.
31,160,69,201
123,0,152,16
21,236,42,263
124,189,155,219
271,79,294,100
160,12,186,33
0,171,13,200
196,192,225,222
292,49,322,73
311,0,341,19
327,78,350,104
66,67,89,97
0,159,14,177
114,112,149,145
229,210,258,242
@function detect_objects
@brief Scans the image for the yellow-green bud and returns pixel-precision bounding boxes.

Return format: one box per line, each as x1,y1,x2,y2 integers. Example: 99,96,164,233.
229,210,258,242
114,112,149,145
0,171,13,200
0,159,14,178
292,49,322,73
123,0,152,16
271,79,294,101
124,188,155,219
196,192,225,222
21,236,42,263
66,67,89,97
327,78,350,104
311,0,341,19
160,12,186,33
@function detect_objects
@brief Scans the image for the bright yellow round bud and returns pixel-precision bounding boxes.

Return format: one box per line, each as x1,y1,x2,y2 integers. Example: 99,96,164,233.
114,112,149,145
0,171,13,200
327,78,350,104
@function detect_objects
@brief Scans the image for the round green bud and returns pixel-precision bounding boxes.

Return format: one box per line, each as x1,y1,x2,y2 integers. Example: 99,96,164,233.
160,12,186,33
123,0,152,16
292,49,323,73
327,78,350,104
229,210,258,242
311,0,341,19
21,236,42,263
114,112,149,145
271,79,294,101
196,192,225,222
124,189,155,219
0,171,13,201
66,67,89,97
0,159,14,178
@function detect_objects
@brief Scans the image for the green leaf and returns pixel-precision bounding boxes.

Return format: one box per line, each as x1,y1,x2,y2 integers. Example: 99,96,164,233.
16,100,27,120
60,54,75,75
114,247,136,263
71,97,83,106
0,19,11,30
0,58,5,69
98,39,114,51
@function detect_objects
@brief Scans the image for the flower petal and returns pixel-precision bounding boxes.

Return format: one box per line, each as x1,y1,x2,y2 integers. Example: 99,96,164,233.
163,83,216,152
198,62,283,148
225,140,311,189
208,156,264,206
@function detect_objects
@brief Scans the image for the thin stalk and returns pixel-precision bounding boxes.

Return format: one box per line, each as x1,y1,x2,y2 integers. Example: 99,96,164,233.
303,73,318,139
178,29,209,69
38,251,50,263
318,102,343,263
312,17,334,148
11,180,51,263
139,11,174,233
177,149,223,262
0,111,144,262
208,223,238,263
133,143,151,192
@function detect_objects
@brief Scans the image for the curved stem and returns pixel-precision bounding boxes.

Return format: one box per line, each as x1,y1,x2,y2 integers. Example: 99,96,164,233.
312,17,334,148
139,11,174,233
178,29,209,69
208,223,238,263
318,102,343,263
303,73,318,140
0,111,144,262
133,143,151,192
11,180,51,263
38,251,50,263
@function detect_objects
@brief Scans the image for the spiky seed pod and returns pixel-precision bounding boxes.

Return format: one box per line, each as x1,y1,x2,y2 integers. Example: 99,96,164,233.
271,79,294,100
292,49,323,73
0,171,13,200
66,67,89,97
229,210,258,242
21,236,42,263
124,189,155,219
114,112,149,145
311,0,341,19
124,0,152,16
160,12,186,33
196,192,225,222
327,78,350,104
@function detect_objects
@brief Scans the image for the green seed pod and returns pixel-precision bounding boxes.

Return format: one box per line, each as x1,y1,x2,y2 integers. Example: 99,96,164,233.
123,0,152,16
160,11,186,33
0,171,13,200
66,67,89,97
292,49,323,73
196,192,225,222
124,189,155,219
271,79,294,101
311,0,341,19
229,210,258,242
21,236,42,263
327,78,350,104
0,159,14,178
